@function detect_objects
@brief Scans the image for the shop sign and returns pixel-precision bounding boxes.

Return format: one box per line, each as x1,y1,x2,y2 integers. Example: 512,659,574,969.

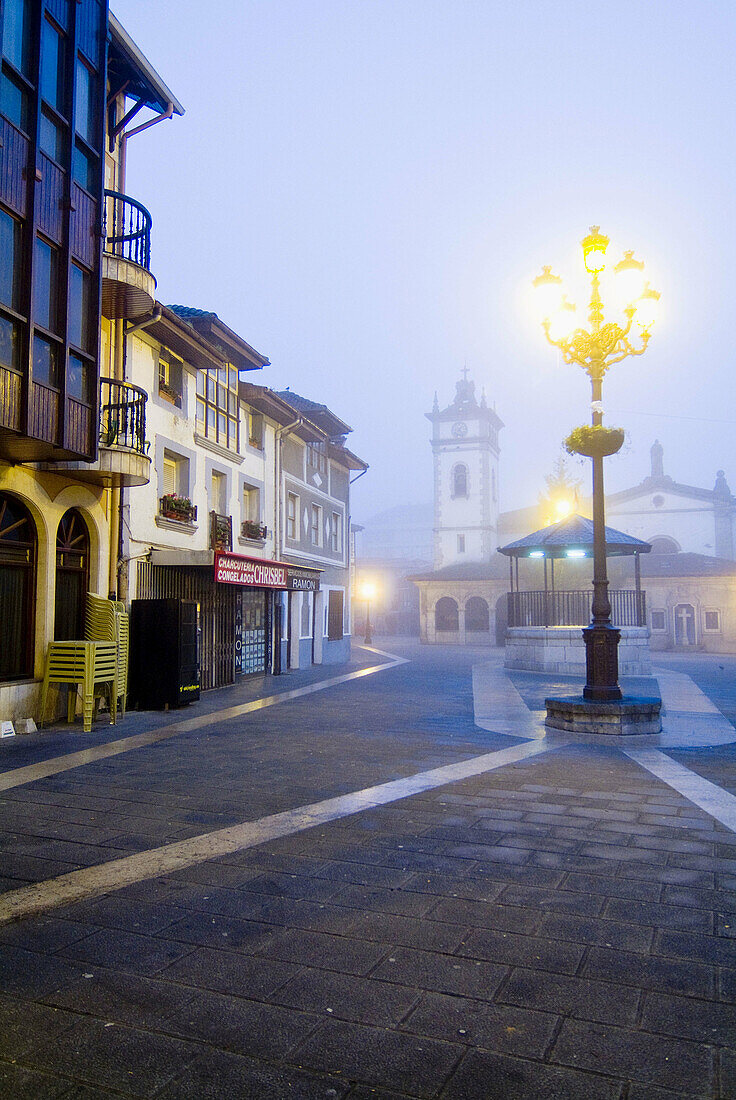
286,568,320,592
215,552,287,589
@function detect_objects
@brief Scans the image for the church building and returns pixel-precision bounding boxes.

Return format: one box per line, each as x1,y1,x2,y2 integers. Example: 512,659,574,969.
410,374,736,653
411,373,508,644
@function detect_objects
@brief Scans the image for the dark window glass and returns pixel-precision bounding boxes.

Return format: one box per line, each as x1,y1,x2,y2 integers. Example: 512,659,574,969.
74,57,95,144
33,334,59,386
67,352,89,401
40,18,66,114
2,0,31,76
0,315,20,370
72,141,97,192
68,263,91,350
1,68,29,131
0,491,37,681
0,209,22,311
39,108,67,165
33,237,59,333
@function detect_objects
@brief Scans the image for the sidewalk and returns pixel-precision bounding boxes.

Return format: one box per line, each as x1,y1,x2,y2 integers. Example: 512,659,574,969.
0,641,734,1097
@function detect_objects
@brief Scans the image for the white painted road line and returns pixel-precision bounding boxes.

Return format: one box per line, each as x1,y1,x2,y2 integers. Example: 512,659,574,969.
0,652,409,793
0,738,555,925
623,747,736,834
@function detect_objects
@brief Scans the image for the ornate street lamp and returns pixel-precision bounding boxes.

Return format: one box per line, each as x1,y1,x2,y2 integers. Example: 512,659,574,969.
359,580,376,646
533,227,660,702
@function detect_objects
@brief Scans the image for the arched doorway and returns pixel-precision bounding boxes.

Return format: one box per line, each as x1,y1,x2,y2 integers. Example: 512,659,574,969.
55,509,90,640
0,493,37,680
465,596,489,633
435,596,459,632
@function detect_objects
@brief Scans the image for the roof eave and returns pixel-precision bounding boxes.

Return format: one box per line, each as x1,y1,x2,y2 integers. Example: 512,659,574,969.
109,13,185,117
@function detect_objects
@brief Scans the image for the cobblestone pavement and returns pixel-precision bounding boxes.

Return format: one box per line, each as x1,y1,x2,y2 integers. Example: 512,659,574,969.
0,641,734,1098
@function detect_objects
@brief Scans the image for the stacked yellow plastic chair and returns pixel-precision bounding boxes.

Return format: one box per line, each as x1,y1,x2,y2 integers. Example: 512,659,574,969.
39,641,118,733
84,592,129,719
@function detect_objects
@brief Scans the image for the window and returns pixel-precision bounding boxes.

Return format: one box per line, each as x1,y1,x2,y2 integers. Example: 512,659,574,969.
67,353,90,402
72,142,97,192
0,315,20,371
328,590,344,640
54,508,89,641
158,351,183,406
2,0,32,78
32,335,59,387
0,208,23,313
650,609,667,632
196,365,239,450
452,464,468,498
0,491,36,681
1,68,30,131
331,512,342,553
649,537,679,555
40,17,66,116
311,503,323,547
248,411,263,449
703,610,721,633
242,483,260,522
74,57,95,145
457,534,466,553
211,470,227,515
162,449,188,498
286,492,298,540
68,264,92,351
33,237,60,334
307,442,327,475
301,592,311,637
39,107,66,165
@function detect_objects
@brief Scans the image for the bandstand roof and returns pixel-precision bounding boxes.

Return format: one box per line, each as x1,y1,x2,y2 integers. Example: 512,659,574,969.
498,514,651,560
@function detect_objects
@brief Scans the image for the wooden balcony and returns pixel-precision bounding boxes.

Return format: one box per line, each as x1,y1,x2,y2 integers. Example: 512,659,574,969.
101,191,157,320
41,378,151,487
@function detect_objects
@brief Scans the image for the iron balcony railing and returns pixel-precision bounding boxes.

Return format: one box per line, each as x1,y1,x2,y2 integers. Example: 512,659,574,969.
103,190,152,270
508,589,646,629
99,377,148,455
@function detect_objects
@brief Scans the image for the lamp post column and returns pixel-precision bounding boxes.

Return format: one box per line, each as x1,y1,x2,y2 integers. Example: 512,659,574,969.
364,598,372,646
583,368,622,702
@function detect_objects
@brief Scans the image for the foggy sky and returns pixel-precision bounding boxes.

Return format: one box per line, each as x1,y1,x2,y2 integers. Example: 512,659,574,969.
114,0,736,524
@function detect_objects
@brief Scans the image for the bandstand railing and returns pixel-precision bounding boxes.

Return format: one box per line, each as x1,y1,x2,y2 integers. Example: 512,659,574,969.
508,589,646,628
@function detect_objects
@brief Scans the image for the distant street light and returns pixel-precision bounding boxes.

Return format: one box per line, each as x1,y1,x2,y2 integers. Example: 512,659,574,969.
533,227,660,702
359,580,377,646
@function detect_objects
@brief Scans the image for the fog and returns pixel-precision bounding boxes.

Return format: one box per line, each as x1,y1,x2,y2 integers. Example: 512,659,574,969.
115,0,736,527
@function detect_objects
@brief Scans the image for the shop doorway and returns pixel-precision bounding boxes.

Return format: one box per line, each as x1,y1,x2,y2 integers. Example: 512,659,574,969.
239,588,267,674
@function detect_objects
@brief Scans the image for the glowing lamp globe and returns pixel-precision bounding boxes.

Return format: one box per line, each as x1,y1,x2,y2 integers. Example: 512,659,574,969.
636,284,660,329
581,225,609,274
360,581,377,601
532,266,563,319
613,251,645,304
547,298,577,342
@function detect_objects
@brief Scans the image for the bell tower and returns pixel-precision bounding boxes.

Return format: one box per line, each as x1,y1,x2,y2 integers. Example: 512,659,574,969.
426,370,504,568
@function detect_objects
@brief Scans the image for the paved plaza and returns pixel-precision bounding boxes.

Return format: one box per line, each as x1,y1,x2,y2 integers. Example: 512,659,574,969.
0,642,735,1098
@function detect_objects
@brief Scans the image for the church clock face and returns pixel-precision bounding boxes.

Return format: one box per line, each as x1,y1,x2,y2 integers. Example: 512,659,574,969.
451,421,468,438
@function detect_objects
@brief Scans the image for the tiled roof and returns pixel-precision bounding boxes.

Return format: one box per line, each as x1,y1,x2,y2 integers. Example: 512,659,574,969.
499,514,651,558
167,304,217,321
639,552,736,577
409,560,508,582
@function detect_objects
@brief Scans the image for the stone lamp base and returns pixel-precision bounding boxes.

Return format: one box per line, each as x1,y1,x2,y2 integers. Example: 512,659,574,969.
545,695,662,736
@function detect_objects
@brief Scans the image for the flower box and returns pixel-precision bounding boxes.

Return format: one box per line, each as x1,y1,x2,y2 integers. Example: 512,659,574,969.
241,520,267,541
160,494,197,523
564,425,624,459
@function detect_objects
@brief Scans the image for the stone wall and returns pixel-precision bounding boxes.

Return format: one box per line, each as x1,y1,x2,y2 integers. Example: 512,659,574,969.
504,626,652,676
